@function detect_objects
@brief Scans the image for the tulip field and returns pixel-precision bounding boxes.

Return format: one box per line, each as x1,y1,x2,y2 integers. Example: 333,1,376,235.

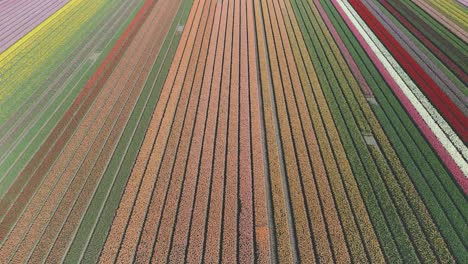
0,0,466,262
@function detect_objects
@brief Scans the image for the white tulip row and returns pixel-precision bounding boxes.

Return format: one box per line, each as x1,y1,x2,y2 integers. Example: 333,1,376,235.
335,0,468,177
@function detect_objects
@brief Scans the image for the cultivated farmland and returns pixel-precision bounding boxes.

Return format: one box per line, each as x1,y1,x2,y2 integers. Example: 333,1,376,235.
0,0,466,263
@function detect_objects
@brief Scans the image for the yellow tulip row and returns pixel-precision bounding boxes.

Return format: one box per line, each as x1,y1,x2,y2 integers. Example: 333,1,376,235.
0,0,107,102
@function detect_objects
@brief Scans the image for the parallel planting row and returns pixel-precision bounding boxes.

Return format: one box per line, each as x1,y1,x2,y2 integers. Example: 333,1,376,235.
101,1,270,262
315,0,467,260
0,0,466,262
0,0,70,53
0,0,139,196
290,0,466,261
0,0,193,262
98,0,466,262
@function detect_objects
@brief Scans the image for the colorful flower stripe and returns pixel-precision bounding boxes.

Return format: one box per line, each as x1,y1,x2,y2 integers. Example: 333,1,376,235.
413,0,467,42
457,0,468,8
320,0,467,260
0,0,106,107
0,0,17,11
332,0,468,192
396,0,467,68
0,0,142,198
379,0,468,84
0,0,71,53
348,0,468,143
352,1,468,149
0,0,466,262
362,0,467,115
314,0,374,98
425,0,468,28
0,0,193,262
